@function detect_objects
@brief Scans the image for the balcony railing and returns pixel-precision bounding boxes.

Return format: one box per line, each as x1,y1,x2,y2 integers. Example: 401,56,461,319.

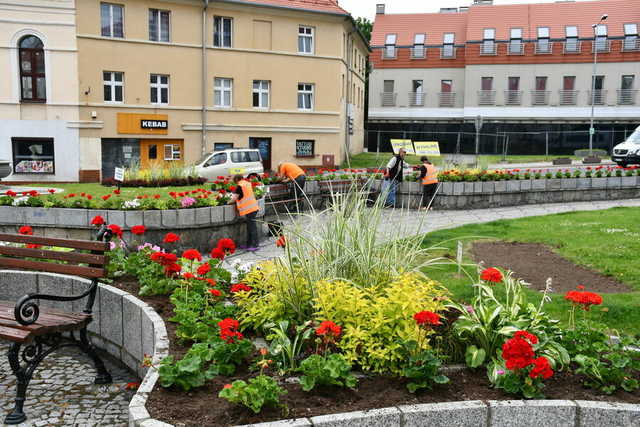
507,42,524,55
592,39,611,53
563,40,581,54
531,90,550,105
480,43,497,55
617,89,638,105
408,92,425,106
410,46,426,59
622,38,640,52
438,92,456,107
381,92,397,107
440,46,456,59
382,47,396,59
587,90,607,105
504,90,522,105
559,90,579,105
535,41,553,54
478,90,496,105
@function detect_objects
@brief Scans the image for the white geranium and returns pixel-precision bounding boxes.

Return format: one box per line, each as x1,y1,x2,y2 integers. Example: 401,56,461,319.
12,196,28,206
122,199,141,210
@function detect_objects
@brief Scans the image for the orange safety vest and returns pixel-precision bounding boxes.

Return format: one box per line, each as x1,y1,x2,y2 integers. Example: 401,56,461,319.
422,164,438,185
236,180,259,216
280,163,305,180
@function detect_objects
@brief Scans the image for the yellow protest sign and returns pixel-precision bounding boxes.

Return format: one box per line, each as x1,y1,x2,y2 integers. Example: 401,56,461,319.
390,139,415,154
414,141,441,156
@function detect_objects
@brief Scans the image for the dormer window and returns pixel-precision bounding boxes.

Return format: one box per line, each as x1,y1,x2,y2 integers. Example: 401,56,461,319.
564,25,579,53
481,28,496,55
594,24,609,52
412,33,425,58
384,34,397,59
442,33,455,58
509,28,523,54
623,23,639,51
536,27,551,53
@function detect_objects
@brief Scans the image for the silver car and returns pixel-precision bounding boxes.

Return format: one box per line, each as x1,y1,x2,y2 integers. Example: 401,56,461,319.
194,149,264,180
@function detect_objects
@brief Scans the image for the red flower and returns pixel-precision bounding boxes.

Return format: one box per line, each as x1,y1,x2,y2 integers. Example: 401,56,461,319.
131,225,146,235
26,244,42,249
102,194,111,201
206,278,217,287
6,190,17,197
502,332,537,371
223,384,232,389
163,233,180,243
197,263,211,276
48,189,55,194
217,238,236,254
413,310,441,327
164,263,182,277
107,224,123,238
480,267,503,283
86,194,93,200
18,226,33,235
230,283,252,293
210,247,225,260
113,189,121,195
514,330,538,345
276,235,287,248
90,215,105,226
316,320,342,338
150,252,178,266
529,356,554,380
182,249,202,261
125,382,140,390
183,272,195,280
565,290,603,311
208,288,222,297
154,194,161,199
218,318,243,343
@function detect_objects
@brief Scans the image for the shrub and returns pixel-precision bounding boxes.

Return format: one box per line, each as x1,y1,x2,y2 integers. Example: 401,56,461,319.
219,375,287,414
298,353,357,391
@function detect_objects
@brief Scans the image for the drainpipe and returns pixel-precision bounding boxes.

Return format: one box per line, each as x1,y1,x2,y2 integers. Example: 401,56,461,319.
201,0,210,157
344,25,354,169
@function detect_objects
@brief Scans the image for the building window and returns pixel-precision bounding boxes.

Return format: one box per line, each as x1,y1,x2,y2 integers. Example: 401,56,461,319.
252,80,269,108
103,71,123,103
164,144,181,161
479,77,494,105
533,76,549,105
101,3,124,38
506,76,521,104
382,80,395,106
18,35,46,102
150,74,169,105
442,33,455,58
384,34,396,58
563,76,576,90
509,28,523,54
623,23,638,51
297,83,314,110
149,9,170,42
536,27,551,53
214,78,233,107
411,80,424,106
412,33,425,58
214,16,232,48
619,75,636,104
298,26,314,54
295,140,314,157
214,143,233,151
12,138,55,174
481,77,493,91
565,26,579,52
535,76,547,91
481,28,496,54
594,24,608,52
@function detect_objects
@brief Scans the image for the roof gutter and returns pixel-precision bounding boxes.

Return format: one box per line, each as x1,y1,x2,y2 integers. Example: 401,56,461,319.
201,0,209,158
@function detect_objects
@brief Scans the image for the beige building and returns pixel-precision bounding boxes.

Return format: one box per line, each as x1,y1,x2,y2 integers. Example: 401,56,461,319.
75,0,369,181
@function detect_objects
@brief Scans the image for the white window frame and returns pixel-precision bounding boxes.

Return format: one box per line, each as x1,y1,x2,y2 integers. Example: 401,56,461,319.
214,77,233,108
252,80,270,108
163,144,181,161
149,9,170,42
595,24,608,37
482,28,496,54
566,26,578,38
565,25,579,52
213,16,233,48
537,27,550,39
101,3,124,38
103,71,123,103
298,26,314,54
384,33,397,58
150,74,169,105
297,83,314,110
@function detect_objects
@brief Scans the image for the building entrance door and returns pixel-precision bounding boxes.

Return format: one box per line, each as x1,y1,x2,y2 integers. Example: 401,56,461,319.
140,139,184,169
249,137,272,171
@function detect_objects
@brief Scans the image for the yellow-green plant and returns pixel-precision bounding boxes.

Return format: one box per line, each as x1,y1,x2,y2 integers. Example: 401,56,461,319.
313,272,449,374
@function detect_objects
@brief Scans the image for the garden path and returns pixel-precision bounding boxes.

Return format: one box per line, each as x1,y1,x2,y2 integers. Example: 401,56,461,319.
227,198,640,265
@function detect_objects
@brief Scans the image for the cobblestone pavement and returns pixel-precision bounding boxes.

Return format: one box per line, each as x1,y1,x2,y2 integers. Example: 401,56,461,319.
226,198,640,265
0,341,138,426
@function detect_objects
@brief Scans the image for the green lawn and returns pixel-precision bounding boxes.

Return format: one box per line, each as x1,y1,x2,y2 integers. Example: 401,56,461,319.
420,207,640,334
17,183,208,201
342,153,609,169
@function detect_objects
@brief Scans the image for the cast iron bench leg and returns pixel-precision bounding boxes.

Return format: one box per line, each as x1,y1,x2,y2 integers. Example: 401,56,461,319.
5,343,27,425
78,328,112,384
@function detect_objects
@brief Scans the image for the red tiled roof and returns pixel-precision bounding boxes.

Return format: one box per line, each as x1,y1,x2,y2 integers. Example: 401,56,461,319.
371,12,468,46
224,0,349,15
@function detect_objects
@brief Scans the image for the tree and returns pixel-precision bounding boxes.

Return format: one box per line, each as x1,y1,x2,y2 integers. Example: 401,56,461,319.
354,17,372,43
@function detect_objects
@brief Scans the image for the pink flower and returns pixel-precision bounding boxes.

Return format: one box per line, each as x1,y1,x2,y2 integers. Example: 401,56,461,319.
181,197,196,208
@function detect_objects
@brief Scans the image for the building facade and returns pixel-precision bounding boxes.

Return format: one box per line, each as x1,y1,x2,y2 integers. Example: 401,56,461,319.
0,0,81,182
76,0,368,181
368,0,640,156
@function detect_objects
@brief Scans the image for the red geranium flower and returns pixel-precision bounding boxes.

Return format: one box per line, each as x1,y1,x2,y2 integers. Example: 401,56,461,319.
209,288,222,297
206,278,217,287
113,189,121,195
223,384,232,389
131,225,146,235
107,224,123,238
529,356,554,380
413,310,441,327
197,263,211,276
316,320,342,338
218,318,243,343
182,249,202,261
480,267,503,283
502,331,537,371
217,238,236,254
565,289,603,311
102,194,111,201
210,247,225,260
163,233,180,243
18,225,33,236
183,272,195,280
150,252,178,266
164,263,182,277
276,235,287,248
90,215,105,226
230,283,252,293
6,190,17,197
48,189,55,194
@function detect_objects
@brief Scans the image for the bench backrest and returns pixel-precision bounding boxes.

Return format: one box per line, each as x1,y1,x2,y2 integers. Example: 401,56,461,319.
0,233,111,279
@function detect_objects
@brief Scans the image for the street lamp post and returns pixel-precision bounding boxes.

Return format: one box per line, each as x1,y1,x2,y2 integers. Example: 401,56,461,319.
589,14,608,156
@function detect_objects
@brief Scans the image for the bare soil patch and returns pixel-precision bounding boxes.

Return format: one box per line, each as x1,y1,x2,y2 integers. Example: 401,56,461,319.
471,241,631,294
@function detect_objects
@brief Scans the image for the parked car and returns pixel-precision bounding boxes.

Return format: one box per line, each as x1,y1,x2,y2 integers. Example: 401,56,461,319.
194,149,264,180
612,125,640,167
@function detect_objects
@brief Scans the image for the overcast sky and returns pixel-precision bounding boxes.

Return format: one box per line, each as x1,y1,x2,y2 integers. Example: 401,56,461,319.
339,0,567,20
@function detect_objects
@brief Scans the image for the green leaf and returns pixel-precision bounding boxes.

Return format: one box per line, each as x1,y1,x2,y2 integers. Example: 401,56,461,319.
465,346,486,368
433,375,450,384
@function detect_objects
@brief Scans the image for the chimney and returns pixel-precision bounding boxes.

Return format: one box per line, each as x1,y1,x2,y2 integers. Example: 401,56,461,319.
376,4,385,14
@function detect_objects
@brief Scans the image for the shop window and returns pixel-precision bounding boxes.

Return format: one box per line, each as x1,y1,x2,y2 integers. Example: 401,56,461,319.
164,144,181,160
148,144,157,160
19,35,46,102
12,138,55,174
295,140,315,158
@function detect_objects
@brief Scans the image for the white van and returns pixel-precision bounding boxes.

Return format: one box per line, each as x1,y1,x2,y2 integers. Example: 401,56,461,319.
612,126,640,167
194,149,264,180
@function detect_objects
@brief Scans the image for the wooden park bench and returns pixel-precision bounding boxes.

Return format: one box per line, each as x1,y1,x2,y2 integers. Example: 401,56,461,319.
0,228,113,424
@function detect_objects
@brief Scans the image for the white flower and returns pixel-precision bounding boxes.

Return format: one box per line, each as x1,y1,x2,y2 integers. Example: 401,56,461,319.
122,199,141,210
12,197,28,206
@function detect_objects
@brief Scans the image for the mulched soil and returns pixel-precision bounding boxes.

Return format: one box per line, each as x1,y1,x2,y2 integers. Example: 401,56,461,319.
471,241,631,294
109,278,639,427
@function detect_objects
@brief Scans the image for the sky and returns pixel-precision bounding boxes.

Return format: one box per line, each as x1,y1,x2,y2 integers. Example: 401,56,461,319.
338,0,569,20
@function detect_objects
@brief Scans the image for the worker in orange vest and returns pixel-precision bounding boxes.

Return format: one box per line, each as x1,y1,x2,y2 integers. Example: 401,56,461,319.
231,175,260,251
419,156,439,211
277,162,306,201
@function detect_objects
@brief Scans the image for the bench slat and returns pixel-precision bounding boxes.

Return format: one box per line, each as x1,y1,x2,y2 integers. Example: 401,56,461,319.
0,246,106,266
0,302,91,343
0,258,105,278
0,325,29,342
0,233,108,252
